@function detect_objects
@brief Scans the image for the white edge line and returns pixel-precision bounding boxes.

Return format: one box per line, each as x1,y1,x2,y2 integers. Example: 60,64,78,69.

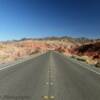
77,62,100,75
58,52,100,75
0,53,44,71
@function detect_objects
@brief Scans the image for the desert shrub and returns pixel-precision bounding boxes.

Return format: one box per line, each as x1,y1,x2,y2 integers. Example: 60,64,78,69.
95,62,100,68
76,58,86,62
71,55,86,62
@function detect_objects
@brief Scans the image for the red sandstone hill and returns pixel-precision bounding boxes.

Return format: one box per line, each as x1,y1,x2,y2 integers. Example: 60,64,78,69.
0,39,78,63
0,37,100,65
74,42,100,59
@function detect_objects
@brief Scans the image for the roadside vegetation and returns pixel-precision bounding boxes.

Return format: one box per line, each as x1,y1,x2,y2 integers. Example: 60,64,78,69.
95,61,100,68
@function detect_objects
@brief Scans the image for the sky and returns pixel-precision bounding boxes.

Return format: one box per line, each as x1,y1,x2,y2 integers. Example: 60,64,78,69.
0,0,100,40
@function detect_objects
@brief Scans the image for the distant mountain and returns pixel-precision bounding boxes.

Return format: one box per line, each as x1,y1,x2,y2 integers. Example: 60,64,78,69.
31,36,100,44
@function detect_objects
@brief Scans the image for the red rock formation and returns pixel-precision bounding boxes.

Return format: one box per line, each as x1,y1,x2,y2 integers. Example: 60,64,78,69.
73,42,100,60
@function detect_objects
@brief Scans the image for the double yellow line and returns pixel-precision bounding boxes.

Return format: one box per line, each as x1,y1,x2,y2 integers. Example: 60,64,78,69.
42,96,55,100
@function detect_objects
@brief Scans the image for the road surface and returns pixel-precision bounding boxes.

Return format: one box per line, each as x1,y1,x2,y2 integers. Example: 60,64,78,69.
0,51,100,100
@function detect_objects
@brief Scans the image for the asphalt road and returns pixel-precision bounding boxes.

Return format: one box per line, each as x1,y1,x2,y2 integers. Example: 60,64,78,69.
0,51,100,100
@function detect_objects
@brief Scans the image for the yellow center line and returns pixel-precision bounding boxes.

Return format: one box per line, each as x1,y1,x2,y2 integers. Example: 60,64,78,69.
42,96,55,100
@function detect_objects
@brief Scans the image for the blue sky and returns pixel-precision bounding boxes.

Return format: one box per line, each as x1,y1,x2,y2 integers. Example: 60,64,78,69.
0,0,100,40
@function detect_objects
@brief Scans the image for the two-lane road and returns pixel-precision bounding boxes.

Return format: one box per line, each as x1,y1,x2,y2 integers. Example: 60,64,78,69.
0,51,100,100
